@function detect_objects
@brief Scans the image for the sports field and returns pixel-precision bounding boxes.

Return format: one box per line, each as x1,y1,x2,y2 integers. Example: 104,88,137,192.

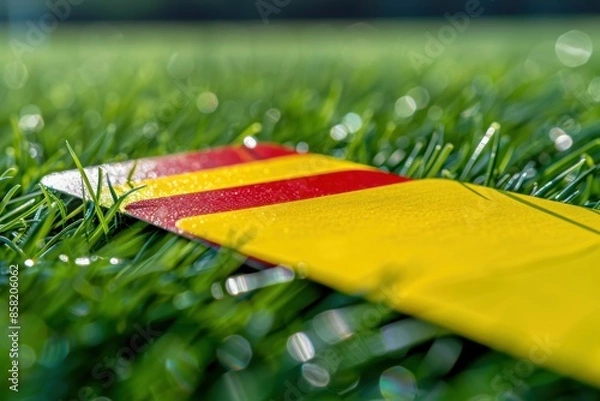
1,21,600,400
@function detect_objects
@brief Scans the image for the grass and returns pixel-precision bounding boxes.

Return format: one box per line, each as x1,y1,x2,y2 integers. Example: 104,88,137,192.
1,21,600,400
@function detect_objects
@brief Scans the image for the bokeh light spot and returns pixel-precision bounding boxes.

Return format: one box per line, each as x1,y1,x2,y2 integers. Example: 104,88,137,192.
196,91,219,113
395,96,417,118
217,335,253,371
380,366,417,401
555,30,593,67
330,124,348,141
287,332,315,362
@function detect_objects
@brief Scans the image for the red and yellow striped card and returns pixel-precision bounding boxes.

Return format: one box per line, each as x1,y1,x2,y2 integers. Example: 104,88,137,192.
42,143,600,387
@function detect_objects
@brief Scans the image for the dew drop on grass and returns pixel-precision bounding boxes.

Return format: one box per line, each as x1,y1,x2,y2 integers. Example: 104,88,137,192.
19,105,44,133
373,151,388,166
217,335,253,371
379,366,417,401
302,362,330,388
312,309,353,344
330,124,348,141
342,112,363,133
287,332,315,362
549,127,566,141
225,267,294,296
555,133,573,151
211,282,224,299
75,257,92,266
296,141,309,153
243,135,257,148
395,96,417,118
550,127,574,151
19,114,44,133
28,143,41,159
388,149,405,166
142,122,159,138
196,91,219,113
265,108,281,123
69,301,90,317
555,30,593,68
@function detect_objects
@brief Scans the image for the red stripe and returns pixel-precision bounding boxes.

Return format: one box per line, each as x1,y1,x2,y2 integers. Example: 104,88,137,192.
146,144,295,178
125,170,410,230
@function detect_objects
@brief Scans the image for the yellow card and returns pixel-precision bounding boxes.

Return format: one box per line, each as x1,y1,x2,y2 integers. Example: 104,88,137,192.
177,179,600,387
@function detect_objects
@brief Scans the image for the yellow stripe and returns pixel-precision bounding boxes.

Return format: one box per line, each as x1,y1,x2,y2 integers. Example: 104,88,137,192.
176,179,600,386
101,154,373,208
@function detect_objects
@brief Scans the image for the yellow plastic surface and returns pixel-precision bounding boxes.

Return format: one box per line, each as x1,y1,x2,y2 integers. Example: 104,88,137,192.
177,179,600,386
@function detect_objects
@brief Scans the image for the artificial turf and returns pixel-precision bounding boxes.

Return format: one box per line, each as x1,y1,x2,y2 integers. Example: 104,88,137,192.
1,21,600,400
